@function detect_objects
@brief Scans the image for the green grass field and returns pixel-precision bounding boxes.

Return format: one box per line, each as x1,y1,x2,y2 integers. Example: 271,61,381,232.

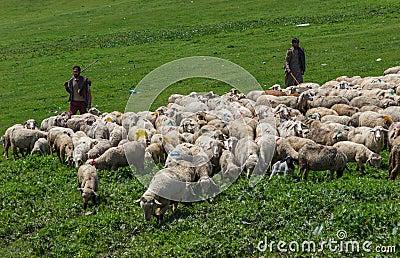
1,0,400,257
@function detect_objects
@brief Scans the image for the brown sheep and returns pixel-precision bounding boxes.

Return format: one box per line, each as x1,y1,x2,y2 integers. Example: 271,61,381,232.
298,144,347,180
388,143,400,180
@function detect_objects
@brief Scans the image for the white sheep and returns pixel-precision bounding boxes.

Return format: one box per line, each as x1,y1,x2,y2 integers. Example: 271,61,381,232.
30,138,50,156
10,129,48,161
77,164,98,209
333,141,381,175
53,133,74,165
348,126,387,153
2,124,24,160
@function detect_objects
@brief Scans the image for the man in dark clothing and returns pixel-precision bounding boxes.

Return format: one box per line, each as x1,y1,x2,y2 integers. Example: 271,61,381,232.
284,38,306,87
63,65,92,115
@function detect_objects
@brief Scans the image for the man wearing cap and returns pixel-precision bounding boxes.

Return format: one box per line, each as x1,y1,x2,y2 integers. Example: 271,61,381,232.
284,38,306,87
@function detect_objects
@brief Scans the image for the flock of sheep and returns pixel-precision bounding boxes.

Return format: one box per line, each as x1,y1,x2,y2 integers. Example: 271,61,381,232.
2,65,400,222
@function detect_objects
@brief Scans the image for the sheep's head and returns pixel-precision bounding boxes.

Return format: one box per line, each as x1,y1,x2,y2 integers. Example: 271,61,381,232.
138,196,161,221
367,153,382,169
80,188,98,209
23,119,39,130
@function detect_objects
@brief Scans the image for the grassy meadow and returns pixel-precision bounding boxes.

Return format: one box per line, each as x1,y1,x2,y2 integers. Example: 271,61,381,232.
1,0,400,257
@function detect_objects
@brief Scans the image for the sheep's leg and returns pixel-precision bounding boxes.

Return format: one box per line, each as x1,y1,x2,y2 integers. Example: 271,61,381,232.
303,169,309,180
359,162,365,176
11,144,18,161
389,165,400,180
329,170,334,180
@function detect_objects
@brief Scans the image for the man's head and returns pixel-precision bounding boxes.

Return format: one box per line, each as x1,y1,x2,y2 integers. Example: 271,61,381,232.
292,38,299,48
73,65,81,78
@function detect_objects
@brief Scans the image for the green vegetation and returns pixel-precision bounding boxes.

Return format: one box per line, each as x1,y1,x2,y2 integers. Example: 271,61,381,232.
1,0,399,257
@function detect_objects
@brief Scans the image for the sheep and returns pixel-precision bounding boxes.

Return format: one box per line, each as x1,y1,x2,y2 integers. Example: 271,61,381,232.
234,138,259,178
387,122,400,150
358,111,393,129
273,104,303,121
30,138,50,156
331,104,359,117
53,133,74,165
349,96,384,109
272,137,299,164
359,105,383,113
87,139,112,159
379,106,400,122
194,134,225,176
321,115,351,126
145,142,166,165
309,95,349,109
277,120,306,138
10,129,48,161
73,141,95,168
109,125,124,147
138,168,182,222
388,143,400,180
83,121,110,140
88,140,145,172
333,141,382,175
23,119,39,130
2,124,24,160
298,144,347,180
347,126,387,153
304,127,347,146
77,164,98,209
179,118,200,134
88,107,101,116
285,136,317,152
219,149,241,182
40,113,70,131
47,127,74,153
384,66,400,75
306,107,338,118
264,89,287,96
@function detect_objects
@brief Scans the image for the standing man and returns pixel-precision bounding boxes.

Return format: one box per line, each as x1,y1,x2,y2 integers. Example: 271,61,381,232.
64,65,92,115
284,38,306,87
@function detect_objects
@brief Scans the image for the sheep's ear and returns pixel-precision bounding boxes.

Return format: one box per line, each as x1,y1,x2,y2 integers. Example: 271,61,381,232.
92,190,98,197
77,188,83,191
153,199,162,205
135,198,141,203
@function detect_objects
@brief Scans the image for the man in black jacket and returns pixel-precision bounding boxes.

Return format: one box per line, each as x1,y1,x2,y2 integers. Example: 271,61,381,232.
63,66,92,115
284,38,306,87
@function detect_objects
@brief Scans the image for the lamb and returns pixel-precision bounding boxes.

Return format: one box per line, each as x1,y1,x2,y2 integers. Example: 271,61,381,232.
30,138,50,156
10,129,48,161
298,144,347,180
269,156,296,180
53,133,74,165
333,141,382,175
2,124,24,160
347,126,387,153
77,164,98,209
